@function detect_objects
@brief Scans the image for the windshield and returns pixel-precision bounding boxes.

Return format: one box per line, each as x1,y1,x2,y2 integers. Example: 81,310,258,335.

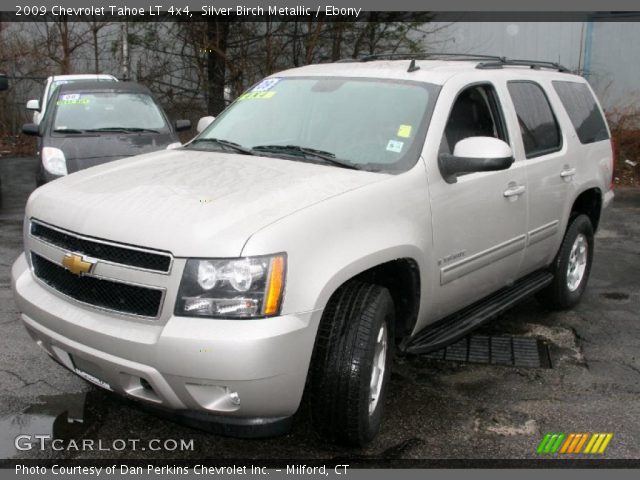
191,77,438,172
52,92,168,132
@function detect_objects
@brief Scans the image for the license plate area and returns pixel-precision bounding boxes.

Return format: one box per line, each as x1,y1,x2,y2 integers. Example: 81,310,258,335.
70,355,113,391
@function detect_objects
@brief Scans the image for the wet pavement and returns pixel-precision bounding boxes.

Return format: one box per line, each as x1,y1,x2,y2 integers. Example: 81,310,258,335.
1,156,639,462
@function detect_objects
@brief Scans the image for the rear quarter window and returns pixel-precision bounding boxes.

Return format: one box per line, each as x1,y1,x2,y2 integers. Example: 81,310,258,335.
552,81,609,144
507,81,562,158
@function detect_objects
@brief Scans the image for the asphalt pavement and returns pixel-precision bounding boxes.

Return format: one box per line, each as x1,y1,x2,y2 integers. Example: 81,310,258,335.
1,156,638,463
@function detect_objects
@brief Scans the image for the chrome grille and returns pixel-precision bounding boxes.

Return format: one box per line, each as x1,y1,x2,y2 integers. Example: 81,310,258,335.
31,253,164,318
30,220,172,273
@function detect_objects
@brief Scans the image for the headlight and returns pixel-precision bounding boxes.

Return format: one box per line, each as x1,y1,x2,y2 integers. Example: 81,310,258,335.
175,254,286,318
41,147,68,176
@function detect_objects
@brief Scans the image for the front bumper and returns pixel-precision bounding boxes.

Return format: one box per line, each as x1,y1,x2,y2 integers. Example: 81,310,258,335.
11,253,321,432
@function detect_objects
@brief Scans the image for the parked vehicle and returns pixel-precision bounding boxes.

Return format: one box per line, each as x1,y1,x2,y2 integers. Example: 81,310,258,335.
22,81,190,185
12,55,614,446
26,74,118,125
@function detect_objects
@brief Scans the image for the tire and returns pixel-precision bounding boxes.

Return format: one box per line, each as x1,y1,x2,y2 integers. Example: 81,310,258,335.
308,281,395,446
538,214,594,309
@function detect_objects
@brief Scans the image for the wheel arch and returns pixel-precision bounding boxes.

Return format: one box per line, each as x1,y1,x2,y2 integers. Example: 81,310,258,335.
318,255,422,342
570,186,603,231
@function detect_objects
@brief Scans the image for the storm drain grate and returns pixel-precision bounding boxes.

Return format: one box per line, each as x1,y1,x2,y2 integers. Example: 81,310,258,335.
423,335,552,369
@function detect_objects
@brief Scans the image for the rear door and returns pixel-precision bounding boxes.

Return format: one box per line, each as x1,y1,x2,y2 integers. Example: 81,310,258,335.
505,80,570,274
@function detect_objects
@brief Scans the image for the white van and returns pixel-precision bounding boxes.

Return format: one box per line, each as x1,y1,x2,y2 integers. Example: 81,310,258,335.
26,74,118,124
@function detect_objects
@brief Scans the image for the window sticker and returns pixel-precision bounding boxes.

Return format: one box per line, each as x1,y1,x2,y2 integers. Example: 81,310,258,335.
397,124,412,138
60,94,80,101
238,91,276,101
251,78,282,92
56,98,90,106
386,140,404,153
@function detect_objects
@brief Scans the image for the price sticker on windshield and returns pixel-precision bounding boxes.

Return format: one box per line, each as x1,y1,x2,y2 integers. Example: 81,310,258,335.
60,94,80,101
57,97,90,106
238,91,276,101
251,78,282,92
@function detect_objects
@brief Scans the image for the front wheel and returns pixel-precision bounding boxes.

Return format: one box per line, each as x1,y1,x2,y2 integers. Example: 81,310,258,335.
538,214,594,309
308,281,395,446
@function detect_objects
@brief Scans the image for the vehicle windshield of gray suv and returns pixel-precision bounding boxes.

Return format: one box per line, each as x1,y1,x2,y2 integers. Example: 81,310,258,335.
188,77,438,172
12,56,615,446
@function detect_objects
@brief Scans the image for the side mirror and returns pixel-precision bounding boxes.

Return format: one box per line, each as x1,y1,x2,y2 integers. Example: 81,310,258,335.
22,123,40,136
196,116,215,134
438,137,514,184
26,99,40,111
174,119,191,132
0,74,8,91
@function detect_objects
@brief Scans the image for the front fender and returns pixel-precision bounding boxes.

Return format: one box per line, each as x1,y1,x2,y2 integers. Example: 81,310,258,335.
241,162,432,317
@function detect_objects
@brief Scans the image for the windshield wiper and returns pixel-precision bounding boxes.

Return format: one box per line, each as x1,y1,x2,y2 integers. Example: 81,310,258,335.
53,128,85,134
190,138,257,156
252,145,359,170
85,127,160,133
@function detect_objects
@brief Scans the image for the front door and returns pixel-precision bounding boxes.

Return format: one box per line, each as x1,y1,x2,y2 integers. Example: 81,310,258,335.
425,82,528,320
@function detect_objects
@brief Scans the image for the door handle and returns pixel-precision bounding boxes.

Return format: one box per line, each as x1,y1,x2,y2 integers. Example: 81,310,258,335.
560,168,576,178
503,185,526,197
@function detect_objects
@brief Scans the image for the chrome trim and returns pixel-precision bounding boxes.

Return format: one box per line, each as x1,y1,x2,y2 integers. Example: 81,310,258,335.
440,235,527,286
29,218,174,275
527,220,559,247
29,251,166,321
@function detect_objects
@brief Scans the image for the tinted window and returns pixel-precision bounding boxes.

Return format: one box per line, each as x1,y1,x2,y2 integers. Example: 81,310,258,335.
553,81,609,144
441,84,508,155
508,81,561,158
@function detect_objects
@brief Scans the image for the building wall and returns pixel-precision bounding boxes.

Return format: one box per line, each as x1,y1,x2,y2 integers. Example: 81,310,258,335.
587,20,640,111
428,20,640,111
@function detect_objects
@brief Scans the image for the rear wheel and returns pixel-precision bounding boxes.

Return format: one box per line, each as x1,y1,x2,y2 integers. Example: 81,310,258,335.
538,214,594,309
309,281,394,446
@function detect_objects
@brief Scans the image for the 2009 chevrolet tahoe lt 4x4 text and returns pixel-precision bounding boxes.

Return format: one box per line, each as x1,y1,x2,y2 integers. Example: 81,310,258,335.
12,55,615,446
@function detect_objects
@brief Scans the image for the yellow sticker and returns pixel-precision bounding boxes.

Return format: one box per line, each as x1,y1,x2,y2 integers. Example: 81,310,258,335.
238,91,276,101
397,124,412,138
56,99,90,106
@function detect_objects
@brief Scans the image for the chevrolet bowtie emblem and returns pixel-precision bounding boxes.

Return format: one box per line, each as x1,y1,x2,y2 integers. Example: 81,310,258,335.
62,254,94,276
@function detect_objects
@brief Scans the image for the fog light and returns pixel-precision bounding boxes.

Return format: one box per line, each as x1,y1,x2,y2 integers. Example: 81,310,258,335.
229,391,241,406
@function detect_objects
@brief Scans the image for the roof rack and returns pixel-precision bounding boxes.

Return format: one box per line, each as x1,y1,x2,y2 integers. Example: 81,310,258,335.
476,58,570,72
358,52,507,62
337,52,570,73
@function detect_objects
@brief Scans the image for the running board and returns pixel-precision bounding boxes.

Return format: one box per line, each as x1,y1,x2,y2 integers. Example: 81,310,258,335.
402,270,553,355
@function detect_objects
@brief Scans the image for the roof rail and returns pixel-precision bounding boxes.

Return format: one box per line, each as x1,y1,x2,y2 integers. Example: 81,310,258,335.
357,52,507,62
476,59,570,73
336,53,570,73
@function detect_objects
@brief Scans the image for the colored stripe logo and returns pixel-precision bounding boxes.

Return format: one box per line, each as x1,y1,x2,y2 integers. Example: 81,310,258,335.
537,433,613,454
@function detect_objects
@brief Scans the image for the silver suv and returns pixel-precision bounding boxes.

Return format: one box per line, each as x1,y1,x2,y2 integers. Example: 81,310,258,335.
12,55,615,445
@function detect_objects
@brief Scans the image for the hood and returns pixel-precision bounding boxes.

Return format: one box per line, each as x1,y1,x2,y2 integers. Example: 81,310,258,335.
27,149,387,257
46,132,177,173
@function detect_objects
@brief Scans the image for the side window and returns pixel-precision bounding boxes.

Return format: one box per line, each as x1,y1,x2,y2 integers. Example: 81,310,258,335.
507,81,562,158
552,81,609,144
441,84,508,154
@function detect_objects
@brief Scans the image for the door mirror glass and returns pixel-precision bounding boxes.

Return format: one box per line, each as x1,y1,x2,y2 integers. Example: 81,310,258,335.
439,137,514,184
196,116,215,134
22,123,40,136
174,119,191,132
26,99,40,111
